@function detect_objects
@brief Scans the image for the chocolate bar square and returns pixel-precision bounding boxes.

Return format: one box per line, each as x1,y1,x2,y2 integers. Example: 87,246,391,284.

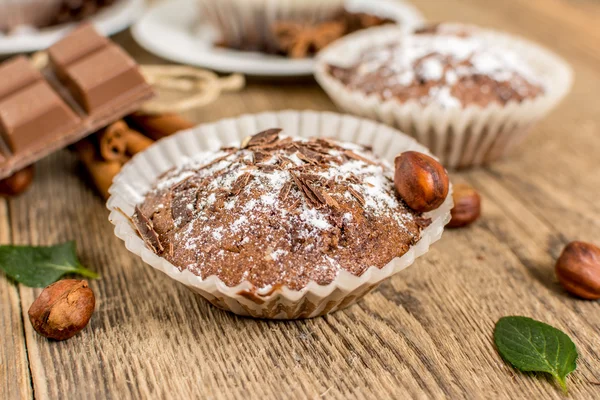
63,44,147,114
0,56,42,101
0,81,80,154
48,23,109,82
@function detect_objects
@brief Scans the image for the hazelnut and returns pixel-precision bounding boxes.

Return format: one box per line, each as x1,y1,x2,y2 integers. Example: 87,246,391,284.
0,165,34,197
394,151,449,212
28,279,96,341
448,183,481,228
555,241,600,300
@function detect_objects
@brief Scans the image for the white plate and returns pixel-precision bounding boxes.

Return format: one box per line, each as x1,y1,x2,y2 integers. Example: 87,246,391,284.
131,0,424,77
0,0,145,55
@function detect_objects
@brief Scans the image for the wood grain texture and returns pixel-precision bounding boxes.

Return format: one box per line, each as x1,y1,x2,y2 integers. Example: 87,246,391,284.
2,0,600,398
0,199,33,400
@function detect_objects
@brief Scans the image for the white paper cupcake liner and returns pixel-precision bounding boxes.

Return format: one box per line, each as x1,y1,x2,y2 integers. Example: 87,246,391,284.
197,0,424,54
315,25,574,169
107,111,452,319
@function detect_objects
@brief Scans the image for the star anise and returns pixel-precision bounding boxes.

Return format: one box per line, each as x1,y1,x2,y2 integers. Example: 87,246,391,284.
272,20,346,58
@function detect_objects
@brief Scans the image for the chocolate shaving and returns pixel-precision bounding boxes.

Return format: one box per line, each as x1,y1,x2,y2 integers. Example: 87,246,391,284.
287,198,301,211
344,149,377,165
277,155,292,169
171,174,196,192
346,173,360,184
256,164,278,172
304,180,327,206
253,151,271,164
315,138,339,149
170,189,196,226
133,206,164,253
200,152,234,171
295,144,327,164
223,244,241,254
230,172,254,196
290,172,322,208
244,128,282,148
279,182,293,201
415,216,433,228
348,187,365,207
321,191,340,209
295,151,314,165
253,136,294,152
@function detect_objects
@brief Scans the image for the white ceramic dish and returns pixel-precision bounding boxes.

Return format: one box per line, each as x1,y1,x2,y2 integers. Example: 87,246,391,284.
131,0,424,77
0,0,145,55
107,111,452,319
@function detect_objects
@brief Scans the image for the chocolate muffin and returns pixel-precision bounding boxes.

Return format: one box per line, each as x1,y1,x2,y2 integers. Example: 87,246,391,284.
327,23,545,108
133,129,430,291
198,0,345,54
0,0,117,33
0,0,63,32
315,23,572,168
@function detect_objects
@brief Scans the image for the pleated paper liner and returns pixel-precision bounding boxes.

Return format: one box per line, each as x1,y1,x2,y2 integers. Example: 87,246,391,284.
315,25,573,169
196,0,424,55
107,111,452,319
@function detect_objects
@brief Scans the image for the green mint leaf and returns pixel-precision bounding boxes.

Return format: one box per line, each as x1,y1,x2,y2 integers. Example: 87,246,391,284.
0,241,99,288
494,316,578,393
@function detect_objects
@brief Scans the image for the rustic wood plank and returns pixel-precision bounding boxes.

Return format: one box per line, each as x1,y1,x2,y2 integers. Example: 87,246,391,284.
2,0,600,398
0,198,33,400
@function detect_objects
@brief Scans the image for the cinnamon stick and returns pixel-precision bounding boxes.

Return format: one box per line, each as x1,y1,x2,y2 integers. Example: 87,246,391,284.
126,113,194,141
124,129,154,155
75,140,122,200
98,121,129,162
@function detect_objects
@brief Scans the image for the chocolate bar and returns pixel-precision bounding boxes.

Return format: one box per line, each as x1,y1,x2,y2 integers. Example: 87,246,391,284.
0,23,154,179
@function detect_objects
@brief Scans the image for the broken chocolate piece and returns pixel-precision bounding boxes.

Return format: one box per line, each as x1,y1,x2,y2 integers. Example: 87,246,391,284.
0,81,80,153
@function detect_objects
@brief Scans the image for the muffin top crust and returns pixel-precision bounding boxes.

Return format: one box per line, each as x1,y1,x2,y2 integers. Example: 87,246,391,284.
327,23,545,108
133,129,430,291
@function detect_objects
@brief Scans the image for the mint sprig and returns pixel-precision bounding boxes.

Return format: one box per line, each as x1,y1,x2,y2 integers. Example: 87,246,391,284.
494,316,578,393
0,241,99,287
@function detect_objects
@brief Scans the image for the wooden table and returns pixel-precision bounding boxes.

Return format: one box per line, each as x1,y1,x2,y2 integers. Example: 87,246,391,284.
2,0,600,398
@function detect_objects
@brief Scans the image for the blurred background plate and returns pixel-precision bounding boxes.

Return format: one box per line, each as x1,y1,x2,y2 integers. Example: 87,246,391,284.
131,0,424,77
0,0,145,55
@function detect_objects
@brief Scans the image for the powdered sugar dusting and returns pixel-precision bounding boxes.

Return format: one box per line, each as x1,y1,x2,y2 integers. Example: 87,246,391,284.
136,132,426,290
331,23,544,108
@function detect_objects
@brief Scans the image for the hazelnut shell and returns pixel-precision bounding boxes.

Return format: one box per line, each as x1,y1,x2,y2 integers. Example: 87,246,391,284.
28,279,96,341
394,151,449,213
448,183,481,228
555,241,600,300
0,166,34,197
